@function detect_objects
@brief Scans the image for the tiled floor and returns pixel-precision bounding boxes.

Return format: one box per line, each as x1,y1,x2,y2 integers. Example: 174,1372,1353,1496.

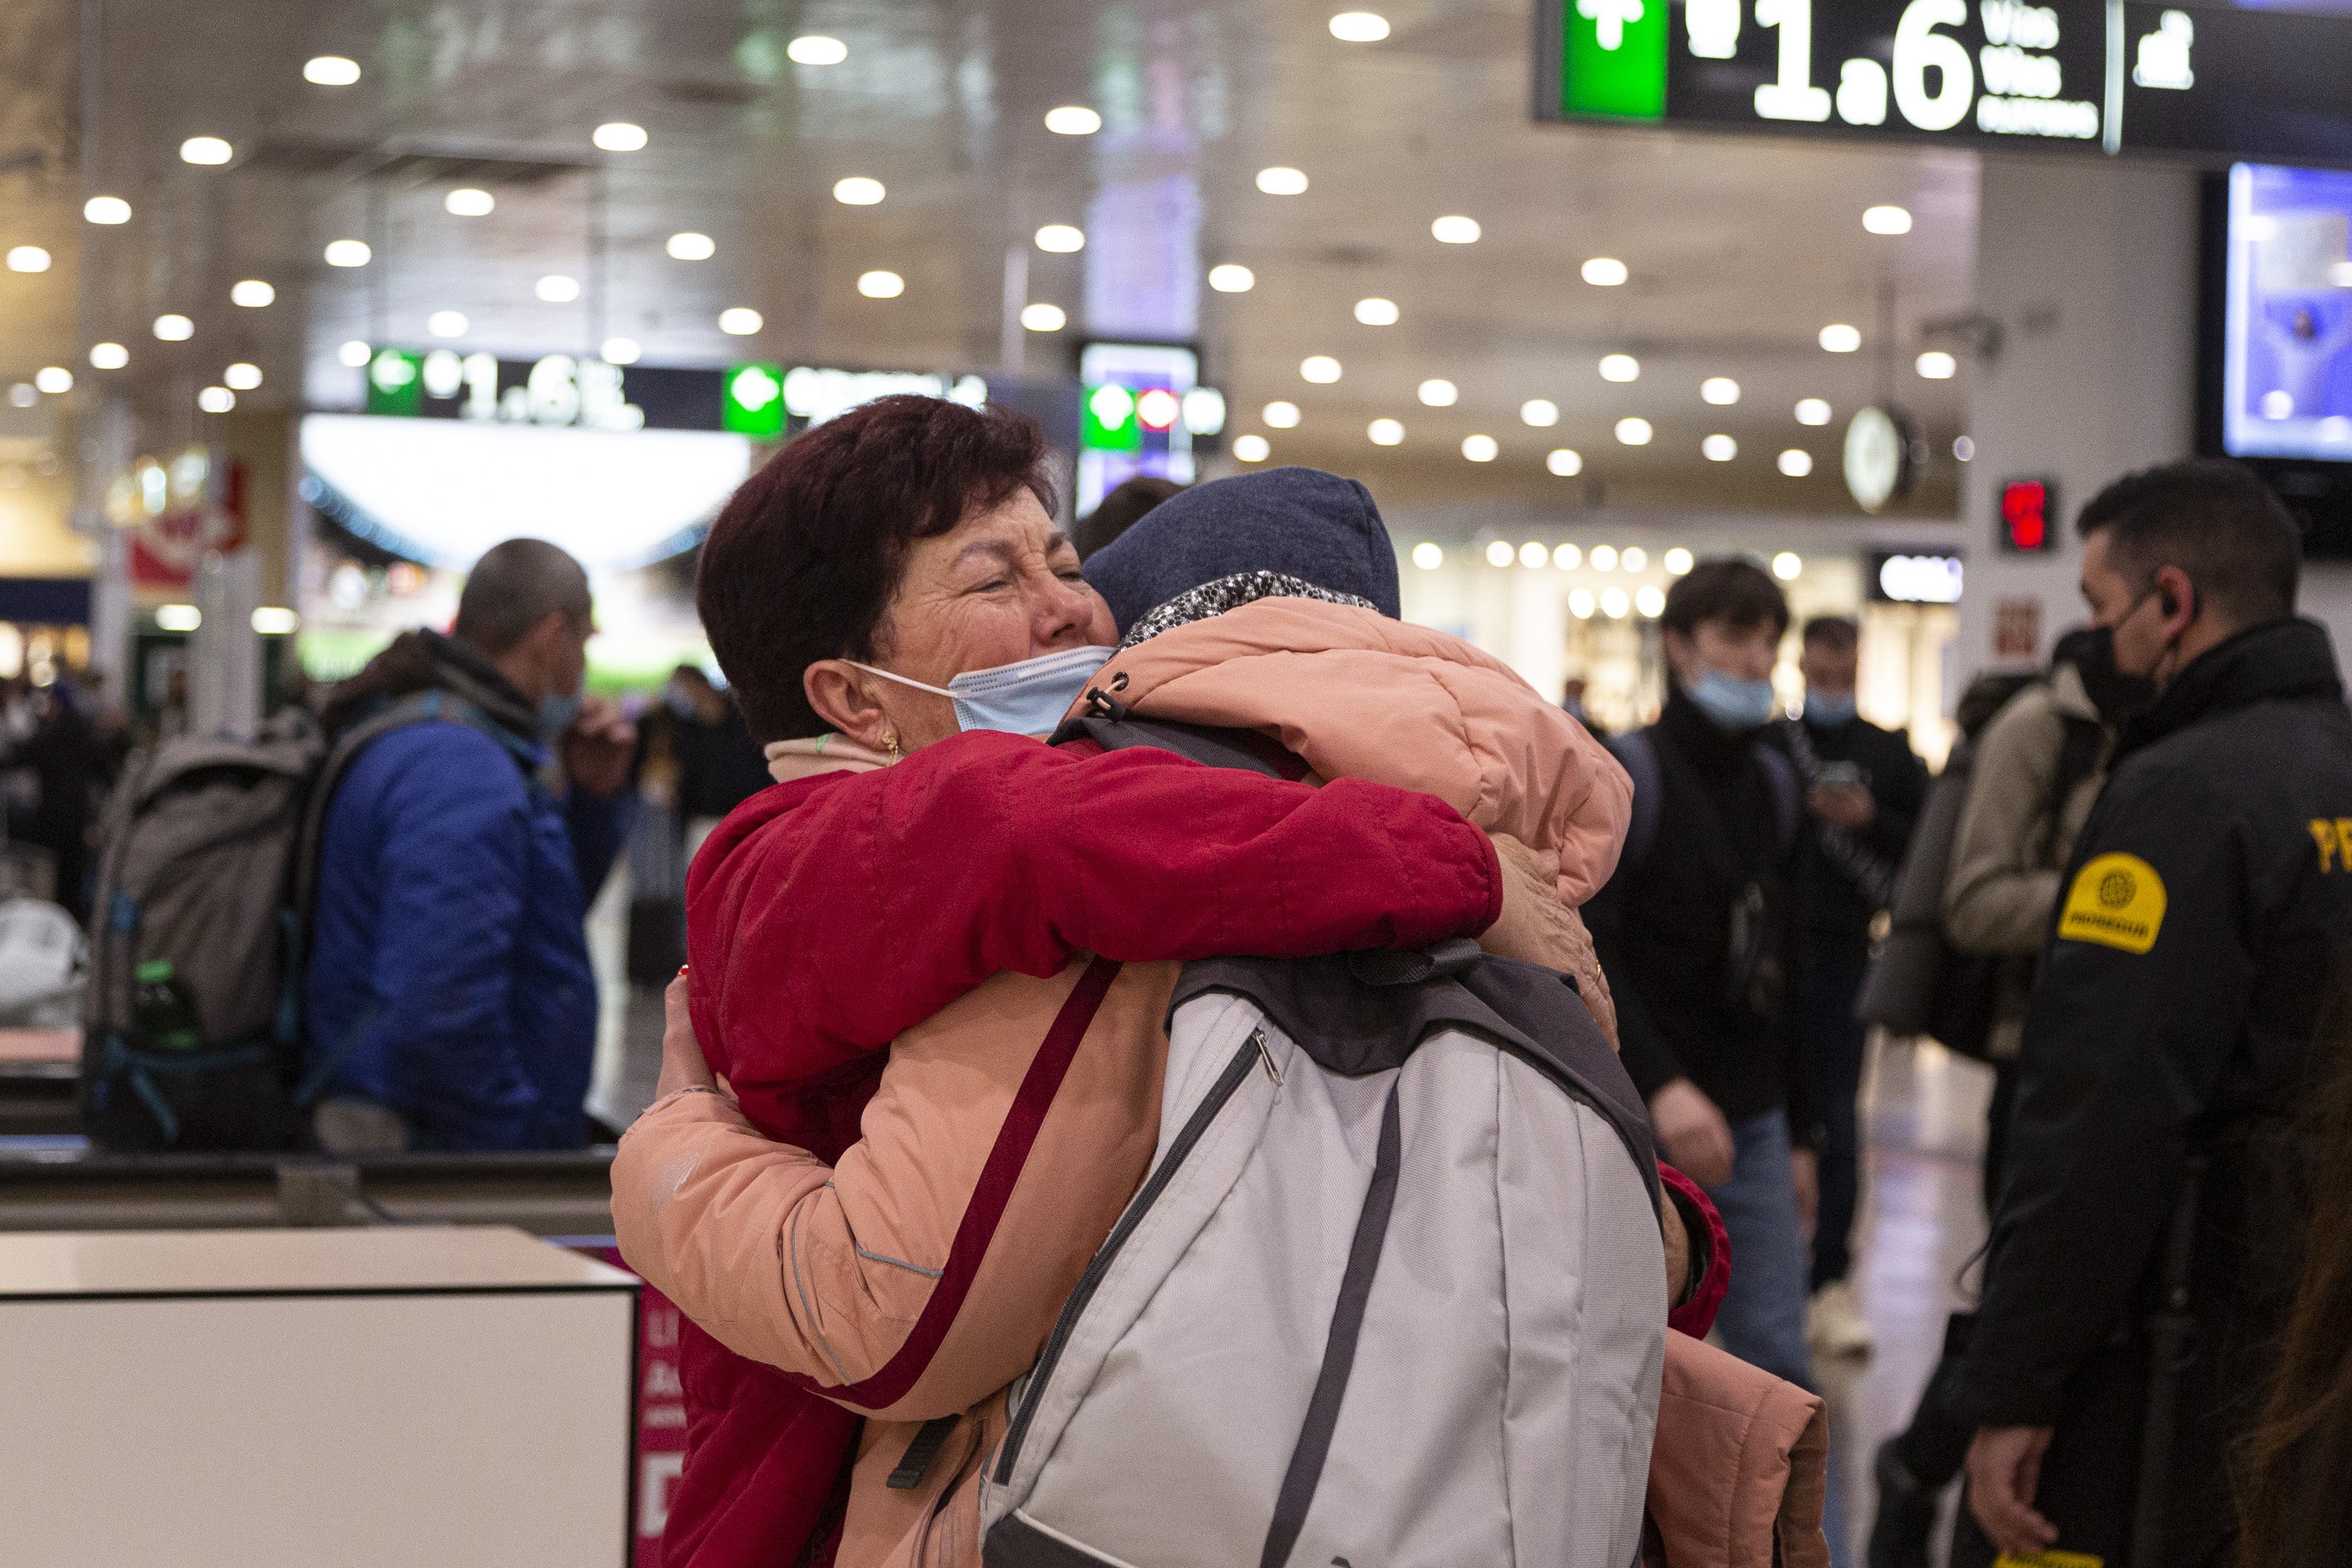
1821,1036,1997,1567
593,976,1998,1566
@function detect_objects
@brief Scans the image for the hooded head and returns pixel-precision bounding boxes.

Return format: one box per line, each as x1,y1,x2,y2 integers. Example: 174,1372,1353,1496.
1081,466,1401,636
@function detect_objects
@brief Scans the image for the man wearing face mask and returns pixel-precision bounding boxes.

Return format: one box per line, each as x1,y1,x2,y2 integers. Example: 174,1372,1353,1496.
304,538,636,1152
1956,460,2352,1568
1591,558,1819,1394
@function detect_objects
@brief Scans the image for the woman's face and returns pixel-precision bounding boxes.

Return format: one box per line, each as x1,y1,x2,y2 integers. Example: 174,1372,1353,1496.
806,487,1116,753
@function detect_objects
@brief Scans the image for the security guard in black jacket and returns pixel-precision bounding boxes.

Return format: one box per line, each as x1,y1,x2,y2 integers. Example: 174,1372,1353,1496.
1958,459,2352,1568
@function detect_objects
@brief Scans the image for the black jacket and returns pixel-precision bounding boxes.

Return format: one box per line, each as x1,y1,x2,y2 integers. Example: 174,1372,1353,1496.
1592,689,1809,1131
1777,713,1928,961
1958,619,2352,1557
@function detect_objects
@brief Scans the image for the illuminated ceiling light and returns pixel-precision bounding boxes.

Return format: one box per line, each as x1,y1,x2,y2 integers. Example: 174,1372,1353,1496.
1773,552,1804,580
230,278,275,307
1591,544,1619,572
1820,323,1862,353
1035,223,1086,253
1233,434,1271,463
197,386,236,413
1300,354,1341,383
856,269,905,298
1599,354,1639,383
1664,546,1693,575
180,136,233,165
1777,448,1814,476
601,337,641,365
1431,214,1481,244
1417,378,1457,407
1863,204,1913,234
89,343,128,370
1795,397,1832,425
1264,400,1301,428
1954,434,1976,461
1581,256,1628,286
338,339,372,368
1354,296,1399,325
1256,166,1309,196
1207,263,1255,292
833,176,886,205
718,307,764,335
1916,350,1958,379
1508,542,1540,568
1411,541,1443,569
786,34,848,65
303,55,361,85
5,246,50,273
666,231,716,261
1569,587,1596,619
1614,416,1652,445
1486,540,1514,568
592,122,648,152
426,310,468,338
156,604,202,631
1701,376,1740,405
1636,585,1666,618
1330,11,1391,41
1547,448,1582,476
1702,434,1737,461
1368,417,1404,445
1601,586,1631,619
445,187,495,216
1553,543,1581,568
1020,302,1067,332
536,273,582,303
34,366,72,394
152,314,194,341
1622,546,1648,572
323,238,372,267
223,362,262,390
1181,387,1227,434
83,195,131,224
1462,434,1499,462
1044,105,1102,135
252,606,301,634
1521,398,1559,427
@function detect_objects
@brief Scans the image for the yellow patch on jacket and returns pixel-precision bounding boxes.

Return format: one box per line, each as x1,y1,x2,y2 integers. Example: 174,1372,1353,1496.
2056,852,2165,954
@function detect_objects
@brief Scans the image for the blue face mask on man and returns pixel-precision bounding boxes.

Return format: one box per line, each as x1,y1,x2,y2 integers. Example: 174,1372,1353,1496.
1686,669,1780,731
1806,691,1858,727
849,644,1116,739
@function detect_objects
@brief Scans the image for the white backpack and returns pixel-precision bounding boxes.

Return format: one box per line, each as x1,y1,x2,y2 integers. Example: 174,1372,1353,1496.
980,938,1665,1568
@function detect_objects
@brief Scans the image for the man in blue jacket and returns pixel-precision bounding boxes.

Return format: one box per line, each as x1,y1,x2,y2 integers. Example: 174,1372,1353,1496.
305,539,634,1151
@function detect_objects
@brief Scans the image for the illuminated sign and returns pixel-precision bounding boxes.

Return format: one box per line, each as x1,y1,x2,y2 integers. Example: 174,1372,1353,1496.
1998,476,2059,552
722,362,785,438
1870,551,1965,603
1537,0,2352,167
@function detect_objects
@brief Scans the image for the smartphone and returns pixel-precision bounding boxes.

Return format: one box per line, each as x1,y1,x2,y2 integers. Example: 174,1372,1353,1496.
1814,761,1866,790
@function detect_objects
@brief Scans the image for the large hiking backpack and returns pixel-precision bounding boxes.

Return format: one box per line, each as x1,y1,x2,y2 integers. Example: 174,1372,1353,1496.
985,717,1665,1568
82,692,527,1150
1854,673,2103,1060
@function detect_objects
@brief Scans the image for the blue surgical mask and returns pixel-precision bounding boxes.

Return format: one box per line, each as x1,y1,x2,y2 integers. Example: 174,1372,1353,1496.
850,645,1116,738
537,689,583,744
1806,691,1858,727
1687,670,1779,731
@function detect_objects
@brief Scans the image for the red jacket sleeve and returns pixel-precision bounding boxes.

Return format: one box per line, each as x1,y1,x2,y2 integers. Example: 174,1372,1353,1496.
691,729,1503,1111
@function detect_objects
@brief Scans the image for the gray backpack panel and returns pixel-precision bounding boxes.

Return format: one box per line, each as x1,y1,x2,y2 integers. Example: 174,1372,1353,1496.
982,945,1664,1568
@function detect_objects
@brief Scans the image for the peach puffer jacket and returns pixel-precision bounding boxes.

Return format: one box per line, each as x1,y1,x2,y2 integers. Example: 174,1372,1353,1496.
614,597,1824,1567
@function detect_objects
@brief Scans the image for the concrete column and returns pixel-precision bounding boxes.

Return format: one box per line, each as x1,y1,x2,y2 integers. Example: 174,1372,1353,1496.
1956,157,2201,677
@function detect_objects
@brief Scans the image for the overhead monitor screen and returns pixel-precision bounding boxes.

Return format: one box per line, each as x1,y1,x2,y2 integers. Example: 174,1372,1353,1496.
2221,163,2352,464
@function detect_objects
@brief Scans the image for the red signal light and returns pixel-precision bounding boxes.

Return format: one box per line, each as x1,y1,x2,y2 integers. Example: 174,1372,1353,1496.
1999,477,2055,554
1135,387,1181,431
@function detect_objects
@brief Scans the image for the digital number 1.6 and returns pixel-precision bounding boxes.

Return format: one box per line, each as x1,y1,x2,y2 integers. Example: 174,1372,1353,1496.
1754,0,1832,121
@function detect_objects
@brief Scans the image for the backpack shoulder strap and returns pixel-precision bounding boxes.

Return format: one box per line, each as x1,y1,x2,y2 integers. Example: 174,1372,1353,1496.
1755,741,1802,857
1607,728,1664,869
2038,712,2108,863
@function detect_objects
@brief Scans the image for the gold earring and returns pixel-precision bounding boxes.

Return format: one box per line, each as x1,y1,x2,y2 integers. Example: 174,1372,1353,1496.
881,730,902,760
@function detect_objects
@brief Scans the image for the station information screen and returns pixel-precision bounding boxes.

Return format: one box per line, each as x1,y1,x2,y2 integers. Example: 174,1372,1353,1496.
1537,0,2352,168
2220,162,2352,463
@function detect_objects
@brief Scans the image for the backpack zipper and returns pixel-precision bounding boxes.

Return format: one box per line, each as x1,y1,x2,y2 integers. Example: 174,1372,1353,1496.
995,1029,1267,1486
